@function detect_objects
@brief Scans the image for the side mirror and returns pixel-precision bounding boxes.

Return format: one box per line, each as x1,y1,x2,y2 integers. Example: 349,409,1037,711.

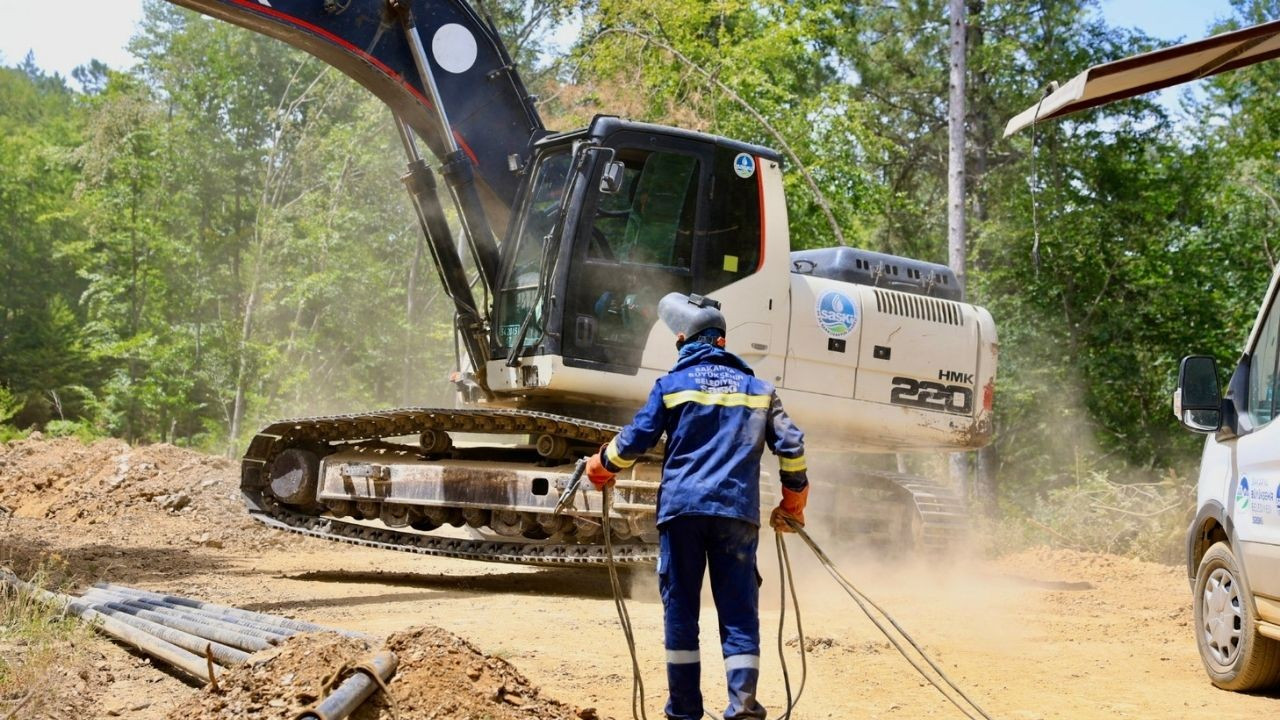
599,160,625,194
1173,355,1222,433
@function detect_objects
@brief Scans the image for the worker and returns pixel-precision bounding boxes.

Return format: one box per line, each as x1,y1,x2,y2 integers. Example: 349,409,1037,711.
586,292,809,720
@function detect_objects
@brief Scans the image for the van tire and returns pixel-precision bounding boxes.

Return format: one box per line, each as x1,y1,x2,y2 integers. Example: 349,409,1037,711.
1193,541,1280,690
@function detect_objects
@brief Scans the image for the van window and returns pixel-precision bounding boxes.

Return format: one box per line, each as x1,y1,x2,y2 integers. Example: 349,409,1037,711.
1248,297,1280,427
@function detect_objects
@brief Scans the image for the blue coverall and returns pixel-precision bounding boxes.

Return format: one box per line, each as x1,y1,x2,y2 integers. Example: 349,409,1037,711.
600,342,808,720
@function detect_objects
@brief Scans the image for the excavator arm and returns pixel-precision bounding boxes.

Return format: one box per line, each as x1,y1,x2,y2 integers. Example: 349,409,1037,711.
167,0,550,384
168,0,544,220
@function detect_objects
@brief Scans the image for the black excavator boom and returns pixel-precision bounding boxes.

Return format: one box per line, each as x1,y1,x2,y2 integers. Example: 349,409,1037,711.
166,0,544,238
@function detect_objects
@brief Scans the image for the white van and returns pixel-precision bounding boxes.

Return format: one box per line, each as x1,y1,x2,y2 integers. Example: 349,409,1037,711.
1176,264,1280,690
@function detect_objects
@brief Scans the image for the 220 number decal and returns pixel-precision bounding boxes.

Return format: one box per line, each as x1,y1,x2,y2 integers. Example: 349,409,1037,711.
889,377,973,415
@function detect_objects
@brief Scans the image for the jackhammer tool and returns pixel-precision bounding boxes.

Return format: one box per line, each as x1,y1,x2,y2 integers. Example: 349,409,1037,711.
553,457,589,517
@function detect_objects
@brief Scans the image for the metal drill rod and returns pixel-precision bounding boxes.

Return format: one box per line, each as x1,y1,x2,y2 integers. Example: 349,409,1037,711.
0,571,215,684
85,602,252,665
95,583,362,637
81,593,278,652
296,650,398,720
82,589,292,641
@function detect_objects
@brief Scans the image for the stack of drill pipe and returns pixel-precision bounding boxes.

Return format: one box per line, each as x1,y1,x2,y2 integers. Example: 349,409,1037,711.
94,582,366,638
82,587,293,646
0,569,216,684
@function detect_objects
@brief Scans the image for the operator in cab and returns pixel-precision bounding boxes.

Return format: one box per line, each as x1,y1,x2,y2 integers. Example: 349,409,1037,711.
585,292,809,720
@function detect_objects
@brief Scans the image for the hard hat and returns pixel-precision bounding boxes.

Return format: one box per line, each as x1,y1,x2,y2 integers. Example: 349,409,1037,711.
658,293,726,346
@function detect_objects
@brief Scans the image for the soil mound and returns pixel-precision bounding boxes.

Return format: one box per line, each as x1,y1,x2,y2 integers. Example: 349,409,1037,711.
169,627,584,720
0,436,263,548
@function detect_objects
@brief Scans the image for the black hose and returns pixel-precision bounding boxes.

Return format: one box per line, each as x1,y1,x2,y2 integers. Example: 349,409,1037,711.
788,522,996,720
774,532,807,720
603,486,648,720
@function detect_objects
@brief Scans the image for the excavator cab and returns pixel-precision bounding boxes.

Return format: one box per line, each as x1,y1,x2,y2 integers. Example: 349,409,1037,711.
494,117,775,383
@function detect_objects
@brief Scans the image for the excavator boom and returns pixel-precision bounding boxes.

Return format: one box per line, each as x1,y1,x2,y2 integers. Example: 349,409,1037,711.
168,0,543,232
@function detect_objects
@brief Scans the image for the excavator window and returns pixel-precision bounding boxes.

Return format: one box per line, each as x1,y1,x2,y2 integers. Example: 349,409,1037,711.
704,146,762,286
587,148,699,269
564,140,703,369
494,149,573,349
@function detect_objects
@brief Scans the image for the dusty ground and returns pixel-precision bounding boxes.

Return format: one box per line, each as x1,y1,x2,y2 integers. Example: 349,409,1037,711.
2,436,1278,719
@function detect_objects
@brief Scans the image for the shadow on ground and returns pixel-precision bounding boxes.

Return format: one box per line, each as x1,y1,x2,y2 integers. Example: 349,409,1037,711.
0,523,233,589
273,566,654,602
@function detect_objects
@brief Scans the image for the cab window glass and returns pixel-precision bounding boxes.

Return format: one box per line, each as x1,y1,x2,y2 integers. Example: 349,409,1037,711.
495,149,572,349
1248,296,1280,426
507,150,573,286
587,149,698,269
702,147,762,289
567,146,700,366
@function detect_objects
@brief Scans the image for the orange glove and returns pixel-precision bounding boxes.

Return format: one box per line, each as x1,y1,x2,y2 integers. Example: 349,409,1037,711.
585,446,616,490
770,485,809,533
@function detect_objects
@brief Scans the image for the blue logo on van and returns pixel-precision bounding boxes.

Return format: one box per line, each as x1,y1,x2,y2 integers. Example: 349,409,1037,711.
816,291,858,337
1238,476,1251,511
733,153,756,179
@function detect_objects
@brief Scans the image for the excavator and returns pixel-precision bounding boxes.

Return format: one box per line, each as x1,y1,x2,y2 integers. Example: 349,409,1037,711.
167,0,998,566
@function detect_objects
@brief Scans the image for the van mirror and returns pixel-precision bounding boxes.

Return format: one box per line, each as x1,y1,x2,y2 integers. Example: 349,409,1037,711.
1173,355,1222,433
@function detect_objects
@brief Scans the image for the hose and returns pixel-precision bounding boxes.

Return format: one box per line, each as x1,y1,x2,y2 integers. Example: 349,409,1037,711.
786,520,996,720
599,477,993,720
773,531,807,720
602,486,649,720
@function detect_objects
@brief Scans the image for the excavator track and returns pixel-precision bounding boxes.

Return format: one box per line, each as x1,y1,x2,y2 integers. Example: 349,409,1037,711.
240,407,659,566
806,467,969,554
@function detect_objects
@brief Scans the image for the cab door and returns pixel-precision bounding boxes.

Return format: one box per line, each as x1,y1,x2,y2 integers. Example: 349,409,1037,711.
560,132,779,377
559,131,706,373
1234,287,1280,600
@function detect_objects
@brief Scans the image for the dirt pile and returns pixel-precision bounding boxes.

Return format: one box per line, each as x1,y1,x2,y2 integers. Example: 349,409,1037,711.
169,627,584,720
0,436,267,549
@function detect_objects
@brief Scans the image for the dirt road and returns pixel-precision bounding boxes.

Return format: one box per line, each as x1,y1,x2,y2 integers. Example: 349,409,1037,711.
2,437,1277,718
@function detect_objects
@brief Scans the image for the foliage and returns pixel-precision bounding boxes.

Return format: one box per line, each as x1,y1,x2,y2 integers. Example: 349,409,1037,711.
1002,470,1195,563
0,565,99,702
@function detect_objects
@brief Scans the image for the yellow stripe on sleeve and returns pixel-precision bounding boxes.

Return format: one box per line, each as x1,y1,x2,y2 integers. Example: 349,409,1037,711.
605,437,636,469
779,455,807,473
661,390,771,410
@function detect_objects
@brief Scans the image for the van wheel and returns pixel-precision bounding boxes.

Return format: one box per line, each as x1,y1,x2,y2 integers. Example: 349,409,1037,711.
1194,541,1280,690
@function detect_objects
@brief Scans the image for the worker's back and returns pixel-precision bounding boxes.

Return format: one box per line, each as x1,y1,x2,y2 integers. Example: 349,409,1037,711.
652,343,778,526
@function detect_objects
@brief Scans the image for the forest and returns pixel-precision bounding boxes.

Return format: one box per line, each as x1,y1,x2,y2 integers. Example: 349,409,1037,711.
2,0,1278,556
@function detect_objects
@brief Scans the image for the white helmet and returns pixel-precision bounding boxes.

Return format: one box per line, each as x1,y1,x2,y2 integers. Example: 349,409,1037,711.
658,293,726,346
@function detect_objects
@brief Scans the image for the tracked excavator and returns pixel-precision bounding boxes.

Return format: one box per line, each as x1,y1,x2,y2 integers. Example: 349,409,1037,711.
169,0,998,566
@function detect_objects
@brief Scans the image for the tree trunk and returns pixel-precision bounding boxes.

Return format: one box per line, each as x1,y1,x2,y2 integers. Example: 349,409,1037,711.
967,0,998,518
947,0,971,495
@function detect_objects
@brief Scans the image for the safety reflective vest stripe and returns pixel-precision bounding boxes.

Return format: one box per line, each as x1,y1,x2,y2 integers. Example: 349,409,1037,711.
606,437,636,469
778,455,807,472
666,649,700,664
661,390,771,410
723,654,760,671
